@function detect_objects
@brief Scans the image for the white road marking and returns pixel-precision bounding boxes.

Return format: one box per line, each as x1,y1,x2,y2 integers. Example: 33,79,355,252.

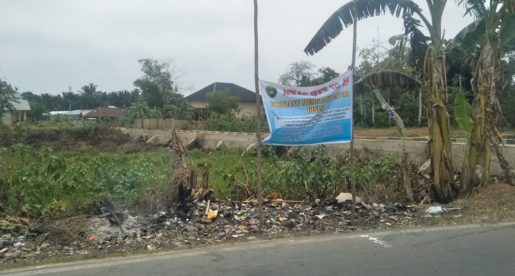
360,235,392,248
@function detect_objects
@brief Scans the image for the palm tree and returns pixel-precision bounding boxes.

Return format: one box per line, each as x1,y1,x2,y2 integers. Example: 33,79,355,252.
80,83,98,109
451,0,515,189
304,0,456,202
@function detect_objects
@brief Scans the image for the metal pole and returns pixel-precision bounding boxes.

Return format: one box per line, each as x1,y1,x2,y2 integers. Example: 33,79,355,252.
350,5,358,225
253,0,265,227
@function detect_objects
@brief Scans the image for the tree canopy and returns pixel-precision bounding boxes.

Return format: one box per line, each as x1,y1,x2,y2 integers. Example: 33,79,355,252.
206,90,240,115
133,59,183,113
0,79,18,121
279,62,340,87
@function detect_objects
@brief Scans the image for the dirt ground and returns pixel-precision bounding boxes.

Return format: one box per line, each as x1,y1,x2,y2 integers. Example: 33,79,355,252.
417,183,515,226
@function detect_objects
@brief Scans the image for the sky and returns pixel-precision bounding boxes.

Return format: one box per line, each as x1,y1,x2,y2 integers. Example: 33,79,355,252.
0,0,473,96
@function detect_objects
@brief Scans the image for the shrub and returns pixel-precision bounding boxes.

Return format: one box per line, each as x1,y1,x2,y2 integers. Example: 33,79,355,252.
203,114,269,133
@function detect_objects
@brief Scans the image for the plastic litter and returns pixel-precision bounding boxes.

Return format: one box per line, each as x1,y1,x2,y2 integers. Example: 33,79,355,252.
425,206,443,215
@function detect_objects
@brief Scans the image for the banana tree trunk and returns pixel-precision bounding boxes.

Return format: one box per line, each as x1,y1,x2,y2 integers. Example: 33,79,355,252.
463,41,493,190
463,40,514,191
424,47,456,203
418,88,422,126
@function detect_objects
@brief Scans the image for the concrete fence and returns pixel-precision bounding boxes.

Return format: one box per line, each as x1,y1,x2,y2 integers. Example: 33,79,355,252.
118,128,515,176
133,118,191,130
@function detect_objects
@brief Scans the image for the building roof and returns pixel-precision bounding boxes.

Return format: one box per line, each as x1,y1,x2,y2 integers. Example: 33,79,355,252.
185,82,257,102
48,110,92,116
5,98,31,111
84,107,123,118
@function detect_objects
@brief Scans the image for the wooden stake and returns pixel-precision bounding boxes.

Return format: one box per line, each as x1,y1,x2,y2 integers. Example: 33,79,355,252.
350,5,358,225
253,0,265,227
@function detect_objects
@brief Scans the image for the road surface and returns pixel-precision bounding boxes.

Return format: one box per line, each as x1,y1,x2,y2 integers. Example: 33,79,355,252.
3,223,515,276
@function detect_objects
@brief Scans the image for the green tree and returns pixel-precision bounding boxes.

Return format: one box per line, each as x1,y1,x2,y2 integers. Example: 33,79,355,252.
396,92,419,127
121,100,160,125
28,102,47,121
304,0,457,202
0,79,18,122
80,83,98,109
167,99,194,120
311,67,340,85
205,90,240,115
62,91,80,110
451,0,515,188
279,61,316,86
133,59,183,114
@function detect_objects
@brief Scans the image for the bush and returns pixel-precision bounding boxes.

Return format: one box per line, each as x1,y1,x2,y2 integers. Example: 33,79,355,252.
203,114,269,132
263,148,402,202
0,125,131,149
263,146,345,201
354,154,403,202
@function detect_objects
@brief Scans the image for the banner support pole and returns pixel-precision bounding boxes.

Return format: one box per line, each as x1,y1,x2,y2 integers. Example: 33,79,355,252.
253,0,265,227
350,5,358,225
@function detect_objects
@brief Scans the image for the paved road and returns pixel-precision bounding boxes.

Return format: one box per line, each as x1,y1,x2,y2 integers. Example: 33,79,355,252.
4,223,515,276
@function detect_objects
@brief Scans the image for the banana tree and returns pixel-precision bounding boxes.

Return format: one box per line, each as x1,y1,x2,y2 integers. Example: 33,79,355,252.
304,0,457,202
451,0,515,190
357,70,421,202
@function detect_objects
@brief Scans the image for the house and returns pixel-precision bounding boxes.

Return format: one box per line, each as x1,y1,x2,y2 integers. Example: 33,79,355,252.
2,97,31,126
84,106,123,120
185,82,258,120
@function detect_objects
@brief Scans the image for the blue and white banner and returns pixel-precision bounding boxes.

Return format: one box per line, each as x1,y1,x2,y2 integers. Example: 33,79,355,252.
259,71,353,145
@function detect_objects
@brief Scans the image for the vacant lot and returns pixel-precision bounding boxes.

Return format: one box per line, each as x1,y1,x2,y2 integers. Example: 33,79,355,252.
1,126,514,269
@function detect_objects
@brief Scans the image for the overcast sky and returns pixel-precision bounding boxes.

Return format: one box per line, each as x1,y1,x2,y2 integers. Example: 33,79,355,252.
0,0,473,96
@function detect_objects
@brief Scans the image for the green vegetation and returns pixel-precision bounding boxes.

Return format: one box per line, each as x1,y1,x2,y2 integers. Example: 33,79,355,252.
0,145,171,217
279,61,340,87
203,114,269,133
205,90,240,115
133,59,183,114
0,138,401,218
0,79,18,122
0,125,130,148
262,147,400,202
189,146,400,203
452,89,473,132
1,1,512,208
299,0,515,201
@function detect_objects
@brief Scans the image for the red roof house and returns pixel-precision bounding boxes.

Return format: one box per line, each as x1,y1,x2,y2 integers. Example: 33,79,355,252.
84,106,123,120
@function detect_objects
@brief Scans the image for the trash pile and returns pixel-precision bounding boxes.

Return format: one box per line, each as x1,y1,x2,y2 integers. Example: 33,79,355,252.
0,193,425,266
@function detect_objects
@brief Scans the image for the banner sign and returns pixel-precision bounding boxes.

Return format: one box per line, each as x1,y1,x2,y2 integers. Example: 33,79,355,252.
259,71,353,145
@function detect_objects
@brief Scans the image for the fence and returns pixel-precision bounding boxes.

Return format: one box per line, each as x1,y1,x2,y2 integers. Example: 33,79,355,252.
118,128,515,176
133,118,191,130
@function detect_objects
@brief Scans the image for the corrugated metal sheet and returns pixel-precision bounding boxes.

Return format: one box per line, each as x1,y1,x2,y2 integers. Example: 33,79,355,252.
6,99,31,111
